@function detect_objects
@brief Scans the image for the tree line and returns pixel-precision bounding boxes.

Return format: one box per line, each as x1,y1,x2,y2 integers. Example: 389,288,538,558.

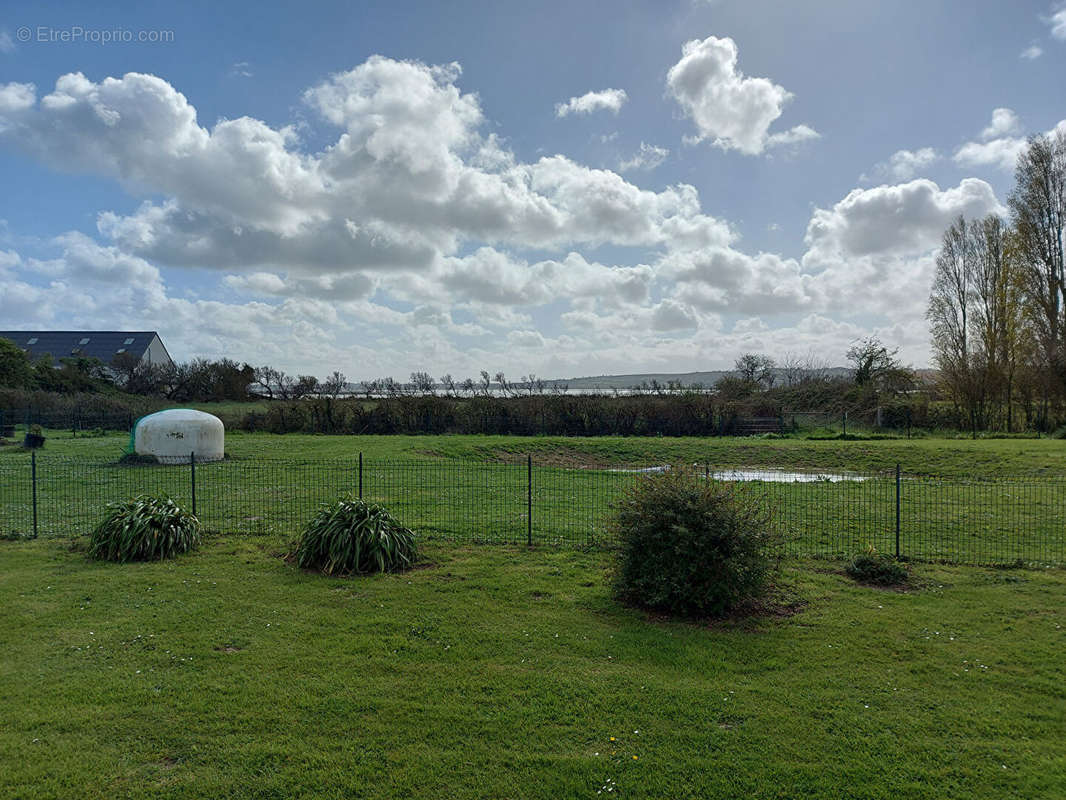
928,129,1066,432
2,330,934,435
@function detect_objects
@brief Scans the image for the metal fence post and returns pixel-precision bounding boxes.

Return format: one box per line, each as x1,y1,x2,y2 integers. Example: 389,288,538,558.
527,454,533,547
895,463,901,559
359,452,363,499
190,452,197,516
31,449,38,539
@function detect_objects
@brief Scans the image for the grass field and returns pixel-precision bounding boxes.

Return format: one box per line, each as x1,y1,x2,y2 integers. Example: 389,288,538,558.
1,537,1063,799
2,431,1066,565
3,428,1065,475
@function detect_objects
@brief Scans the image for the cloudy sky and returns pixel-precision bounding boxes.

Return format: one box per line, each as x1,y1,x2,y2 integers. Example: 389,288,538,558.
1,0,1065,380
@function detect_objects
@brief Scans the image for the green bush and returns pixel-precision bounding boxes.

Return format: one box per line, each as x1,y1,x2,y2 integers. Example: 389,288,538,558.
296,497,417,575
88,494,201,562
846,549,908,586
611,467,782,618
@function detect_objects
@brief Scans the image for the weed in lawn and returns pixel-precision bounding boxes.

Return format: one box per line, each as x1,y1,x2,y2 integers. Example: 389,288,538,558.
846,548,909,586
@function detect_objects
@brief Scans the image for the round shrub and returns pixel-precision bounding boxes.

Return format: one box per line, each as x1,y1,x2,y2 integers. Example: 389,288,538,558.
846,549,908,586
612,466,782,618
89,494,201,562
296,497,417,576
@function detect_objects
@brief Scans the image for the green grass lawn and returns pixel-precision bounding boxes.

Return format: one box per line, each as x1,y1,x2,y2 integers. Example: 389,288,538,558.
3,432,1066,565
1,538,1063,799
4,428,1065,476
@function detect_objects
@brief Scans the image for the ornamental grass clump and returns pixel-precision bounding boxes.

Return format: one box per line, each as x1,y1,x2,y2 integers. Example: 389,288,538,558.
612,466,782,618
88,494,201,562
847,548,908,586
296,496,417,576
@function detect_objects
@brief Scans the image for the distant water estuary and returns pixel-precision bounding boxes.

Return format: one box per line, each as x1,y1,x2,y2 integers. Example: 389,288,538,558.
608,465,870,482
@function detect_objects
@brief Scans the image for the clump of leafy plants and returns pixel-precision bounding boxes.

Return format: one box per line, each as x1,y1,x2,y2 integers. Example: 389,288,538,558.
88,494,201,562
846,547,908,586
296,496,417,576
612,466,782,618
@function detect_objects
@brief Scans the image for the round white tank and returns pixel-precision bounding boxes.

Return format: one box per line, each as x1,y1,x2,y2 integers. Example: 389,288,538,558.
134,409,225,464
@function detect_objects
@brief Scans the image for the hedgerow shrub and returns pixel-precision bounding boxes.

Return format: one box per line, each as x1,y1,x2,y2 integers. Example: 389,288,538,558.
846,548,908,586
612,467,782,618
296,497,417,575
88,494,201,562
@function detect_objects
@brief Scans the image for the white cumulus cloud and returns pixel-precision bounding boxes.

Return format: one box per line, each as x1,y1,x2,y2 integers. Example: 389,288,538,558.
954,108,1066,171
618,142,670,172
1048,6,1066,40
554,88,628,117
666,35,817,155
866,148,941,182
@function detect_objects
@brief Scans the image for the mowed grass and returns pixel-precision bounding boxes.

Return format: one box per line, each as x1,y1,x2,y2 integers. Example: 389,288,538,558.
1,537,1063,799
3,431,1066,564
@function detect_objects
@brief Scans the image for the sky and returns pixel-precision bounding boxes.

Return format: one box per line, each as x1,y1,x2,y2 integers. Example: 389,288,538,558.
1,0,1065,381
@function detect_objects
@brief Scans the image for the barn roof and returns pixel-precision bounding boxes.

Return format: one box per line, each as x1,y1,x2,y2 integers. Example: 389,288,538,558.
0,331,169,366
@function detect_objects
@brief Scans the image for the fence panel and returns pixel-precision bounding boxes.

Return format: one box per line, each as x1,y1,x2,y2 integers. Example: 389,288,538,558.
0,457,34,538
902,475,1066,566
195,459,357,536
366,461,528,545
34,457,192,539
1,453,1064,566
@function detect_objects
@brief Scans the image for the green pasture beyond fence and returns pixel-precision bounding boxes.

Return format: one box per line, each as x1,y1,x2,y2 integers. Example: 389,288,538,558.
2,455,1064,567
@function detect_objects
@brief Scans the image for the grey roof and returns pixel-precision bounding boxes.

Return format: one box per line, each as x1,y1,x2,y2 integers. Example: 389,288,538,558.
0,331,168,366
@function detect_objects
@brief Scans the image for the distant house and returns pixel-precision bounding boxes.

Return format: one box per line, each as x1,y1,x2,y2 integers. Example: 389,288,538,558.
0,331,174,369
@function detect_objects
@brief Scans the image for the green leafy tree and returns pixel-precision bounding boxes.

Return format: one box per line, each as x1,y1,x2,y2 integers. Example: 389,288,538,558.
0,337,33,388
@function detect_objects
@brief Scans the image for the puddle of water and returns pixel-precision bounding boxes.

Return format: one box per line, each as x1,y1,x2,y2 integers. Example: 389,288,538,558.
610,465,868,483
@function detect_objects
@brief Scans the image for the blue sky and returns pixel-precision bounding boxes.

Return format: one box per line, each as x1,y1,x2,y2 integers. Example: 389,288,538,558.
1,0,1064,379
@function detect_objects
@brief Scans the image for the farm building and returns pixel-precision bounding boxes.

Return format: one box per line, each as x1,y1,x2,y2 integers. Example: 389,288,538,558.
0,331,174,369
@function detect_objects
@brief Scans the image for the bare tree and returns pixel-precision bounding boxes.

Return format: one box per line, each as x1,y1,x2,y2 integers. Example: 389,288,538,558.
253,365,281,400
478,370,492,396
493,371,517,397
411,371,435,396
521,373,546,395
111,352,166,395
317,370,347,399
780,351,805,387
460,377,476,396
439,374,457,397
1009,130,1066,423
291,375,318,400
928,215,984,430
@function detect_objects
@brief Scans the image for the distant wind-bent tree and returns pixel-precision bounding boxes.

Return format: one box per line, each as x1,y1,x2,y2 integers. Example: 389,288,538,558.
410,371,435,396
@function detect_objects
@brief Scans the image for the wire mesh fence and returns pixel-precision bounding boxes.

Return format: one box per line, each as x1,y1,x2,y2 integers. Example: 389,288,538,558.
0,409,135,435
1,454,1064,566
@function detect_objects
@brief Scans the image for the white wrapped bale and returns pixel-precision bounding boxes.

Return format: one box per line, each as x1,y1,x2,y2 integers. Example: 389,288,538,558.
134,409,224,464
